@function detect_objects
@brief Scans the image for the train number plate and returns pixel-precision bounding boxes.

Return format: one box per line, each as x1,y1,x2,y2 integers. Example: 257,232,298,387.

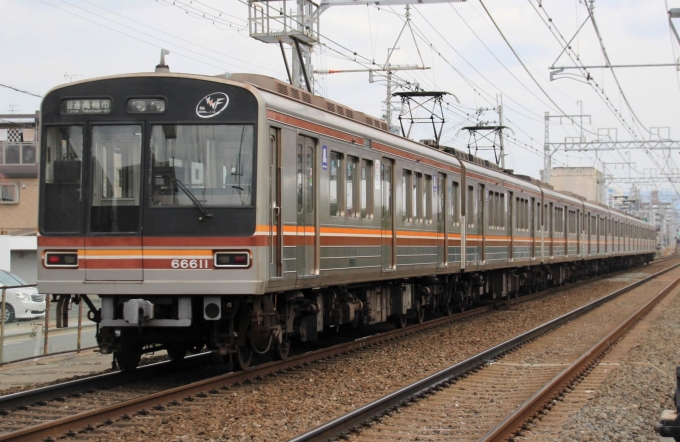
170,259,211,269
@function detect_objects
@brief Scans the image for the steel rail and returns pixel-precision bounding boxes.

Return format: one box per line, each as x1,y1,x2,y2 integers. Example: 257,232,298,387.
481,272,680,441
287,261,680,442
0,352,210,412
0,258,673,441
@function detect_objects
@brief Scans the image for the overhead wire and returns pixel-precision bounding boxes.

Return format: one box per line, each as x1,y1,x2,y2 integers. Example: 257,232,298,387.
0,83,42,98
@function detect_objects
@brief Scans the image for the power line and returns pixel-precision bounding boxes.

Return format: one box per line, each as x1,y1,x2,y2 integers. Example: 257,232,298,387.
0,83,41,98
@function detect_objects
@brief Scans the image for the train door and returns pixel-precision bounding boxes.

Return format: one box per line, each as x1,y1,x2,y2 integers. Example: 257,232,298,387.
549,202,554,257
508,191,514,260
381,158,395,271
530,197,536,259
269,128,282,279
296,136,316,276
576,209,581,256
86,124,143,281
479,184,486,263
437,173,447,267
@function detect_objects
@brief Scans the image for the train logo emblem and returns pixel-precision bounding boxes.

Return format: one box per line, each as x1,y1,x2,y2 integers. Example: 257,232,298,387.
196,92,229,118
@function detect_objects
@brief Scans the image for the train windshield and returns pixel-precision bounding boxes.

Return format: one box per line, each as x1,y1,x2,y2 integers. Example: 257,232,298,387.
42,126,84,233
150,124,255,208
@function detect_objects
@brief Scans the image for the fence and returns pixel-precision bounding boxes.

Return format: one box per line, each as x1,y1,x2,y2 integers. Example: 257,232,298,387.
1,285,99,364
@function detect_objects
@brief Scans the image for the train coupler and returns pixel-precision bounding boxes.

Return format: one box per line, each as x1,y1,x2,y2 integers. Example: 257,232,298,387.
654,366,680,441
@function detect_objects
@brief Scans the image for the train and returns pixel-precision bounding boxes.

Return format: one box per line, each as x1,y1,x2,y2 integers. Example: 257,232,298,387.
37,68,656,370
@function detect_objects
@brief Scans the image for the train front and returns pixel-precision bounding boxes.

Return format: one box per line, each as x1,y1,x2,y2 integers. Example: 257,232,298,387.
38,73,266,369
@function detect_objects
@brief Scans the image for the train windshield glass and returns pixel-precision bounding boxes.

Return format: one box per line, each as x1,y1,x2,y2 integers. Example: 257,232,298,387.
42,126,84,233
90,125,143,233
150,124,254,207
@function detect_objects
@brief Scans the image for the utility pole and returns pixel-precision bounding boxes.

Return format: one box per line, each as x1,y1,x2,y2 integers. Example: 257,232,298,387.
498,94,505,169
543,110,592,183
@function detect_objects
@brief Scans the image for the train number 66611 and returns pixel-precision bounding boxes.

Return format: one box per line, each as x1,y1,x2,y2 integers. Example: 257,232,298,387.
171,259,210,269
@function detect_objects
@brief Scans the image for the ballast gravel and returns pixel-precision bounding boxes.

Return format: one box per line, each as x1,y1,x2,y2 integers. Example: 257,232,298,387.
557,280,680,442
83,260,679,441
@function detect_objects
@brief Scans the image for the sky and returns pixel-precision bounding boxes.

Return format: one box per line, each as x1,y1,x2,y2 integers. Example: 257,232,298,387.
2,0,680,200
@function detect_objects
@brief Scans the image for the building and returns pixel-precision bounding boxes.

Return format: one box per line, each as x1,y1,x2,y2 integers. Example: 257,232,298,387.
0,112,40,283
543,167,606,204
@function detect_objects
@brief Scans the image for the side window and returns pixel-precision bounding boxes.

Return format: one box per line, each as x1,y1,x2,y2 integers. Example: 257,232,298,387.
329,151,342,217
346,156,358,218
297,144,303,214
467,185,475,228
403,169,412,222
500,193,505,229
415,173,423,223
424,174,432,223
451,181,460,226
360,160,373,219
489,192,496,230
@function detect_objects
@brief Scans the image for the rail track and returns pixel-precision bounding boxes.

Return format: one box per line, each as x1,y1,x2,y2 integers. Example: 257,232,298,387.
288,261,680,442
0,258,676,441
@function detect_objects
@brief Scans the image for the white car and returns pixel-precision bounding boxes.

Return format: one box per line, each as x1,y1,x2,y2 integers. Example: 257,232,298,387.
0,270,46,323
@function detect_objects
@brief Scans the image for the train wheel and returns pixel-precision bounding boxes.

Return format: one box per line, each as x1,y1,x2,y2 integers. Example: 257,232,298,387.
442,301,454,316
235,330,253,370
273,338,291,360
115,344,142,371
415,307,425,324
394,315,408,328
167,344,187,362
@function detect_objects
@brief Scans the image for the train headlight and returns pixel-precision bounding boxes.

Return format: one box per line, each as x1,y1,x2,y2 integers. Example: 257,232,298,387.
44,252,79,268
126,98,166,114
213,251,250,268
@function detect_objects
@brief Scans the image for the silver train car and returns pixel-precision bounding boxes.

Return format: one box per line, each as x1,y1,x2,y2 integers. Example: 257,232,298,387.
37,72,656,369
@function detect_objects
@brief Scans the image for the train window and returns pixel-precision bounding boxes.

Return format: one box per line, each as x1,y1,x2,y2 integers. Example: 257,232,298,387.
297,144,303,214
360,160,372,219
415,173,423,223
424,174,432,223
403,169,412,222
467,185,475,228
42,126,84,233
489,192,495,229
346,156,358,218
329,152,342,217
150,124,255,207
500,193,506,228
450,181,460,226
305,145,314,215
381,162,392,221
90,125,142,233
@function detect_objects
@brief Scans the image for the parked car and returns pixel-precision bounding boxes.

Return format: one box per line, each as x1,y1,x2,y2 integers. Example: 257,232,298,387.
0,270,46,323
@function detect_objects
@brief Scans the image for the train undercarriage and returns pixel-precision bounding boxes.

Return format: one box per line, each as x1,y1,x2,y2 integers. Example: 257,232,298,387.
77,254,654,371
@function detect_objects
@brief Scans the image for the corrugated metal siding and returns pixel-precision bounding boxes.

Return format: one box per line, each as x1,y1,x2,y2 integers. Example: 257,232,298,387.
10,250,37,284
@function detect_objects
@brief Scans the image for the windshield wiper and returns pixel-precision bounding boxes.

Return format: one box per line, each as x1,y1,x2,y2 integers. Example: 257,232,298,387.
174,179,213,219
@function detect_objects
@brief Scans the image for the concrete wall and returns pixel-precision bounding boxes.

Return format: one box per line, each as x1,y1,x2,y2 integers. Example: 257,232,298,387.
0,235,37,272
547,167,605,203
0,177,39,230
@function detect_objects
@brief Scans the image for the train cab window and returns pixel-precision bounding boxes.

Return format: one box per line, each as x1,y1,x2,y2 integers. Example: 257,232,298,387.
360,160,372,219
424,174,432,223
89,125,142,233
150,124,255,208
403,169,412,222
42,126,84,233
467,185,475,228
329,152,342,217
450,181,460,226
414,173,423,223
346,156,359,218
